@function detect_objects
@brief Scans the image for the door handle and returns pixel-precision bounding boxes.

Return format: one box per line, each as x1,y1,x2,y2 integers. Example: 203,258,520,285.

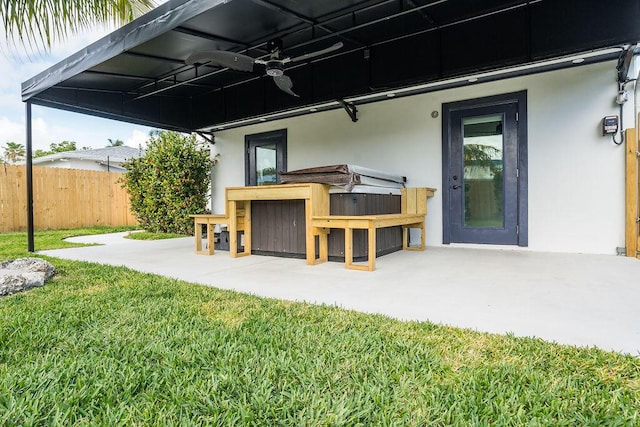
452,185,461,190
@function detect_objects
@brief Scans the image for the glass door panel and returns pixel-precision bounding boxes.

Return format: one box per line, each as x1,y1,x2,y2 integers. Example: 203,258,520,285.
256,144,277,185
462,114,504,228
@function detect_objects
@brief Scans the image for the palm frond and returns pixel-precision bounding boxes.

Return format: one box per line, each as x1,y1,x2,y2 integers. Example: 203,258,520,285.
1,0,157,52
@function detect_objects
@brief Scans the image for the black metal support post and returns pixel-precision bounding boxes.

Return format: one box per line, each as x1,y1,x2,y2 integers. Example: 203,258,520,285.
26,101,34,252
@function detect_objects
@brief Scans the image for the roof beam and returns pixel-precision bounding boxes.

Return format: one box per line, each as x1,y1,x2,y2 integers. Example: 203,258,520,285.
173,26,259,51
85,69,160,81
272,0,450,54
132,0,538,103
128,20,314,97
128,0,452,100
406,0,439,27
252,0,366,47
123,50,186,65
130,67,231,101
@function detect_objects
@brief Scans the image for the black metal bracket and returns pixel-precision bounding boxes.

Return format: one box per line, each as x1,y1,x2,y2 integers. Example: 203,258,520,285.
338,99,358,122
617,44,637,84
196,131,215,145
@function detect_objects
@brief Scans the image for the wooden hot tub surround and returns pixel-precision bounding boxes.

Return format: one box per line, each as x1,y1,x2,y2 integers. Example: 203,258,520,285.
192,184,435,271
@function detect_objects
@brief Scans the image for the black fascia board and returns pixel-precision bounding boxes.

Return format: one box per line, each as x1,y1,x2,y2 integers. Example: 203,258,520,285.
30,98,193,133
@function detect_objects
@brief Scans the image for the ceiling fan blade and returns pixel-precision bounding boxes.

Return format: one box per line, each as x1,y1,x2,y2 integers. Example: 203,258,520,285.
289,41,344,63
185,50,255,72
273,75,299,97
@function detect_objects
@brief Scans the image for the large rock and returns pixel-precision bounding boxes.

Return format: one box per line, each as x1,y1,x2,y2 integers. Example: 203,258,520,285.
0,258,56,296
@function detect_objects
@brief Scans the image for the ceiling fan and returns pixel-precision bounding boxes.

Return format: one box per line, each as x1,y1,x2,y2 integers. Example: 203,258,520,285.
185,39,344,97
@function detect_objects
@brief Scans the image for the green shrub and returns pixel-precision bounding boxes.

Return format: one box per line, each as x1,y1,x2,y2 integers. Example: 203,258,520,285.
121,131,212,234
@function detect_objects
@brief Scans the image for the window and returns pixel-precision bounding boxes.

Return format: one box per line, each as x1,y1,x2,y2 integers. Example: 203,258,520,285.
245,129,287,186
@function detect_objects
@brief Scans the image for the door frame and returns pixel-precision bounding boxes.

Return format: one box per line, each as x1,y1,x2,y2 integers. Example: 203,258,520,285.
442,91,528,246
245,129,287,186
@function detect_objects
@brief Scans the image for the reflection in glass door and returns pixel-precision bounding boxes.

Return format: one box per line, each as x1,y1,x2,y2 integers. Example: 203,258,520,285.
255,144,277,185
463,114,504,228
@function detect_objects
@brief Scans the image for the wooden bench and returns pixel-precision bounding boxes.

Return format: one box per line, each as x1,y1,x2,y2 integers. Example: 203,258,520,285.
190,212,245,255
311,187,436,271
312,213,426,271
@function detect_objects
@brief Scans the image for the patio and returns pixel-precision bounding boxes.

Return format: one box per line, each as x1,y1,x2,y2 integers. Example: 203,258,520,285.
39,232,640,356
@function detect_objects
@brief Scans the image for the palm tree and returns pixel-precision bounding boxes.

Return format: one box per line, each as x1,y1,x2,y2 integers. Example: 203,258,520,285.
1,0,156,51
108,139,125,147
3,142,26,163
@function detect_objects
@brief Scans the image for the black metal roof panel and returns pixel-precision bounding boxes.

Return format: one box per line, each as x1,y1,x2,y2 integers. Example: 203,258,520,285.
22,0,640,132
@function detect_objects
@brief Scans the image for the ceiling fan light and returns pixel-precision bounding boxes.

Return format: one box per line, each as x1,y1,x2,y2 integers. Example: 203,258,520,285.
265,60,284,77
266,68,284,77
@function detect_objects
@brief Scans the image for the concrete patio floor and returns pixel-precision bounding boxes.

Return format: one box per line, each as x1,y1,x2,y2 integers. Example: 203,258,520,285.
40,232,640,356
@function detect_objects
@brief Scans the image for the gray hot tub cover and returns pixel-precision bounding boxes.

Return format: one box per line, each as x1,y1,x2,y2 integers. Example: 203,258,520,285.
279,164,405,191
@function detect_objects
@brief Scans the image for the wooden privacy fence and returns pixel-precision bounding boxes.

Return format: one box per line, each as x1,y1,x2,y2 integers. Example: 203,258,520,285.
0,164,137,232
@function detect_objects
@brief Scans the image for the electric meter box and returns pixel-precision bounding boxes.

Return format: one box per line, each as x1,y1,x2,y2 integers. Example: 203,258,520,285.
602,115,619,135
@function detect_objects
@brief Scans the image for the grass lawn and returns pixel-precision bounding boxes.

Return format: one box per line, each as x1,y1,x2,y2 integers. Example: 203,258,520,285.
1,229,639,425
124,231,188,240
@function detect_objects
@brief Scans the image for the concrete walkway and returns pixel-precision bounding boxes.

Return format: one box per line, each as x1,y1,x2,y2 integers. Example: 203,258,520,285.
40,232,640,356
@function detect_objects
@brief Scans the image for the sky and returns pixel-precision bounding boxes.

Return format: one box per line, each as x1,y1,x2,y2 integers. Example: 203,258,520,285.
0,20,158,153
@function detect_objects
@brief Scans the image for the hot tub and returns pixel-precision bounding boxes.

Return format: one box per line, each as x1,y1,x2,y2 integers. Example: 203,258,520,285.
250,189,403,261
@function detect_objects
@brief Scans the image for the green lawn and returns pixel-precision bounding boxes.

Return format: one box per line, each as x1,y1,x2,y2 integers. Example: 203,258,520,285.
1,229,639,425
124,231,188,240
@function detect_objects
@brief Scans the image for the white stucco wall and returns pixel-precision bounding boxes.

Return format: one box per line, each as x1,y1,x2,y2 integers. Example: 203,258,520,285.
212,60,628,254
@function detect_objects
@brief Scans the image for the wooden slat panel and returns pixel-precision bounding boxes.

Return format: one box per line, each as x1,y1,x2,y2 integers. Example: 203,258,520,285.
401,187,436,215
406,188,418,214
626,127,638,257
0,165,136,232
251,199,306,254
417,187,428,215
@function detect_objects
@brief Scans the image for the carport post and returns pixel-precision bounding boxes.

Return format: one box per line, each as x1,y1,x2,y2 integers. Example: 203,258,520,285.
25,101,34,252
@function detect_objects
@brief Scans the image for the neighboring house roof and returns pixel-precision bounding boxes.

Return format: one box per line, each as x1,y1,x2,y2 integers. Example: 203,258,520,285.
32,146,143,167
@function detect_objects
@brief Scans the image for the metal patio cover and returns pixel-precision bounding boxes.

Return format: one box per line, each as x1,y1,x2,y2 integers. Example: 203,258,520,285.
21,0,640,132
